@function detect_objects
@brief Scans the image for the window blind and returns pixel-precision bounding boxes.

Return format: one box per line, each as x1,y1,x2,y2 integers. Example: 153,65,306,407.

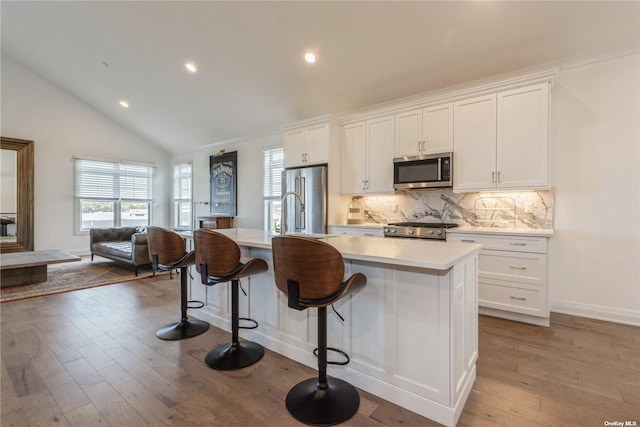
74,158,153,201
263,148,284,198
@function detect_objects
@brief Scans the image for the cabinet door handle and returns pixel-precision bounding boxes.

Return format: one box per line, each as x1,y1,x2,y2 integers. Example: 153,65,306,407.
510,242,527,246
510,266,527,270
492,171,496,183
461,239,476,243
510,296,527,301
497,171,502,183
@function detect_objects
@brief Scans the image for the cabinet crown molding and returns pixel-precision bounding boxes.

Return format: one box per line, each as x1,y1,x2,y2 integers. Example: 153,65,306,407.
281,114,340,131
339,70,558,124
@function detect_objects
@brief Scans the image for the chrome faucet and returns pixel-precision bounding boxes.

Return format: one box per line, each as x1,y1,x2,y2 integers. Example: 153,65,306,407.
281,191,305,235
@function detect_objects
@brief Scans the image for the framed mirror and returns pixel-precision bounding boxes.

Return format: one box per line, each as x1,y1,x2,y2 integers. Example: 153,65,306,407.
1,137,34,253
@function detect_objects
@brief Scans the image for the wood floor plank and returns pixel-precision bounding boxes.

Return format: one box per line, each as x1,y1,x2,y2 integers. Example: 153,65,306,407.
43,370,91,414
0,361,23,414
63,357,105,390
97,362,189,426
63,403,109,427
83,380,150,427
2,277,639,427
19,387,71,427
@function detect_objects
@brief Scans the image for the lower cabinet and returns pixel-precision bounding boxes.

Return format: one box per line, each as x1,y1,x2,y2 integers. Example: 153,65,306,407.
448,232,550,326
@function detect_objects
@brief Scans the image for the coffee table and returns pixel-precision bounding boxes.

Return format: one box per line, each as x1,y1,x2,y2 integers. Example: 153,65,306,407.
0,250,81,288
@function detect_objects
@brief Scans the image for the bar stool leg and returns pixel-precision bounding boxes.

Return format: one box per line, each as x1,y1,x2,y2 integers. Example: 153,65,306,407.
204,279,265,370
157,266,210,340
285,307,360,426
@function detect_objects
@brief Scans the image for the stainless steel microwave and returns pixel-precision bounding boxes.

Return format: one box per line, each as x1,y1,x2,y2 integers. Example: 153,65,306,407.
393,152,453,190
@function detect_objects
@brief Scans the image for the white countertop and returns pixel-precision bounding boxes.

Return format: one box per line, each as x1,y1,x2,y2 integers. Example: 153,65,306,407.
330,223,552,237
207,228,481,271
447,226,553,237
329,223,384,229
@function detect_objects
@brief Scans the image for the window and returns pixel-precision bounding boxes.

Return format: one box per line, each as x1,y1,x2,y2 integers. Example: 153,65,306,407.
74,158,154,231
173,162,192,229
263,147,284,233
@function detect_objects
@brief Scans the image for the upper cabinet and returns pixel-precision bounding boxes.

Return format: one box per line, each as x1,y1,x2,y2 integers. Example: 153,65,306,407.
453,94,498,191
497,84,549,189
453,82,550,192
341,115,395,194
394,103,453,158
283,117,338,168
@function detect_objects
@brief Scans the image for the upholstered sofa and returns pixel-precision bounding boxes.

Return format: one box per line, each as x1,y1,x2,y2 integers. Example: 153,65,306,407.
90,227,151,275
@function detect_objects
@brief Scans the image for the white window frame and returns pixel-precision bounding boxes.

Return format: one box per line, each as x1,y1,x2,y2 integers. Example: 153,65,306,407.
263,147,284,233
172,162,192,230
74,158,154,233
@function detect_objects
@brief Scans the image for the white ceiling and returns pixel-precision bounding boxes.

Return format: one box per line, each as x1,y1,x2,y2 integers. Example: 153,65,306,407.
2,1,639,154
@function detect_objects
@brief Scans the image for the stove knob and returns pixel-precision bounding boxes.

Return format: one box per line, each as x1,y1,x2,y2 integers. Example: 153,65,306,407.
436,230,442,235
408,229,415,235
390,229,396,233
384,228,389,233
428,230,433,235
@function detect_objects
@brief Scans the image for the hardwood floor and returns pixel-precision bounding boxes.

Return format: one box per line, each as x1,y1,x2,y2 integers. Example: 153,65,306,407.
1,275,638,426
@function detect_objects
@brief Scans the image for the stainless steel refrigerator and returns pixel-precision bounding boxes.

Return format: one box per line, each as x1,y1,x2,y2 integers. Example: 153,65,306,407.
281,164,328,234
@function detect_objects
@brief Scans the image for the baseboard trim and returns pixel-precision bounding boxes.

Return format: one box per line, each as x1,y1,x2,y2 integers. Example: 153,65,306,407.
551,300,640,327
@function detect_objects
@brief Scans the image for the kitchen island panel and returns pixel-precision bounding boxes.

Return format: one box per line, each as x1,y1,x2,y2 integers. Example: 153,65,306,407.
187,229,479,426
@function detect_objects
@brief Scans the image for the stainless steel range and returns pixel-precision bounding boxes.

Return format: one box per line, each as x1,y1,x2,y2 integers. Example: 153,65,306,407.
383,222,458,240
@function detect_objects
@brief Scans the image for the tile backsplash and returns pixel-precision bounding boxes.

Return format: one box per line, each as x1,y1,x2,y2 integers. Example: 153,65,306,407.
350,190,553,229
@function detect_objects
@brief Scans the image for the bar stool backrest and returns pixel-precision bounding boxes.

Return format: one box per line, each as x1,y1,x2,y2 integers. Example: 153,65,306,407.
194,229,241,277
272,236,346,302
147,226,186,265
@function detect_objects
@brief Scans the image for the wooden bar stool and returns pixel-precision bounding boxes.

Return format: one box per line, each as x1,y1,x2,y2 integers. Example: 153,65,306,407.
147,226,209,340
271,235,367,426
194,229,269,371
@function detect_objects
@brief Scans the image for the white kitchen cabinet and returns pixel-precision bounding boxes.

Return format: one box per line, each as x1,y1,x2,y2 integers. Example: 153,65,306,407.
497,83,549,189
453,94,497,191
283,120,333,168
394,103,453,157
447,231,550,326
453,82,550,192
340,115,394,194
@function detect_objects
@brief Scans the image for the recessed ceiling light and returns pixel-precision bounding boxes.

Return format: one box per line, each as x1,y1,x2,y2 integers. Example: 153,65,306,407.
185,63,197,73
304,52,316,64
119,100,129,108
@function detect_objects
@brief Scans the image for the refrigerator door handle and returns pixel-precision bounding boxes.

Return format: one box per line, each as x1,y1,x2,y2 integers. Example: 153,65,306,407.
298,176,306,230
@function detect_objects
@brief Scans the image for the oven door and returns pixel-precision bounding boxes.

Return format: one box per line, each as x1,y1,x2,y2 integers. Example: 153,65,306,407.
393,153,452,190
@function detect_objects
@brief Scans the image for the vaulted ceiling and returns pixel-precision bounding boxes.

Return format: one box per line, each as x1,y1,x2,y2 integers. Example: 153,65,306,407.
2,1,639,154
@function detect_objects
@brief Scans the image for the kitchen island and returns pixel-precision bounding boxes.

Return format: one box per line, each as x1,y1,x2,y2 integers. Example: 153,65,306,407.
187,228,481,426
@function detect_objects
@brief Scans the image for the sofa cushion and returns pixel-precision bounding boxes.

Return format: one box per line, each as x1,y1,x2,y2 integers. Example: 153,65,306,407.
93,241,133,260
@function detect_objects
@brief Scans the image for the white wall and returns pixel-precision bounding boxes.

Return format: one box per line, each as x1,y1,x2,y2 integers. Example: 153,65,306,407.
550,53,640,325
3,49,638,326
1,55,171,253
172,132,282,230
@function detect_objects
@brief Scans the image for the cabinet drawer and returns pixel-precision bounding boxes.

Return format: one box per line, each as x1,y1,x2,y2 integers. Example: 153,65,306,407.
479,250,546,286
448,233,547,253
479,279,547,317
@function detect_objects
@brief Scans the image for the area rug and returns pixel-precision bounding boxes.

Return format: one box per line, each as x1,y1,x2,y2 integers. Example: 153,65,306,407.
1,256,164,303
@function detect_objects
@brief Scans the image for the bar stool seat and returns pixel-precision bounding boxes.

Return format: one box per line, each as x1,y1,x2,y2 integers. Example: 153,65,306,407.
147,226,209,341
272,235,367,426
194,229,269,370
